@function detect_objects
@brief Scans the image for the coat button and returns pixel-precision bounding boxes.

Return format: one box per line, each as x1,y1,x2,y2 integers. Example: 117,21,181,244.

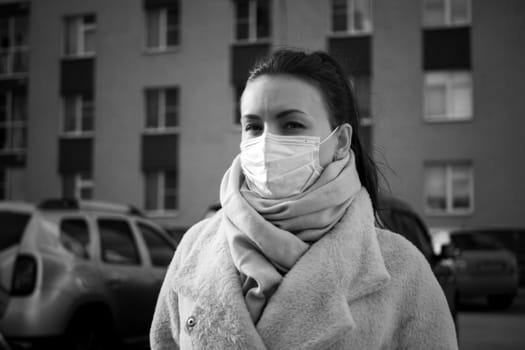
186,316,196,332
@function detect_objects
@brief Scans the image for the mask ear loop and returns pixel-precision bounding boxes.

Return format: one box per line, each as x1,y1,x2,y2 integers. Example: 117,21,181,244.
320,125,341,145
327,124,350,161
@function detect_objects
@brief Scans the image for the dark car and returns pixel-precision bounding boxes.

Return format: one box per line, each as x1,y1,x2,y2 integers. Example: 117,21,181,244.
204,195,459,325
458,228,525,287
433,229,519,309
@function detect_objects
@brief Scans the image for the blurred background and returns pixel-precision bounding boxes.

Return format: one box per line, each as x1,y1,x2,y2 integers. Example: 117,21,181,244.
0,0,524,349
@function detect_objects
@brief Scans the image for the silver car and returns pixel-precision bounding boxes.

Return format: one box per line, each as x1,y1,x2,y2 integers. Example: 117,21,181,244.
0,199,176,349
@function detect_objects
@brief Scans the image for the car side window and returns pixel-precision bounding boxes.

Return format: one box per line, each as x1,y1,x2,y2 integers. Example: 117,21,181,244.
137,222,175,267
60,218,90,259
98,219,141,265
394,211,434,259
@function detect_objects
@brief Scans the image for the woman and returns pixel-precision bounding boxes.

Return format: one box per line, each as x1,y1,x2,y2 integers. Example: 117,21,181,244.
150,49,458,350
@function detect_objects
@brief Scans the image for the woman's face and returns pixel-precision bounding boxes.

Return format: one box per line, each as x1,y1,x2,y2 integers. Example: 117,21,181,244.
240,74,338,167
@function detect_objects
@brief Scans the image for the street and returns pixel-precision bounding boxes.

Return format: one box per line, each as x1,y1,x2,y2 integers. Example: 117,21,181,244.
458,288,525,350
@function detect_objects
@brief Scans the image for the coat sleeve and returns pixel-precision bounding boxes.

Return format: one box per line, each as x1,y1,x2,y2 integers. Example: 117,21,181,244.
397,250,458,350
150,252,181,350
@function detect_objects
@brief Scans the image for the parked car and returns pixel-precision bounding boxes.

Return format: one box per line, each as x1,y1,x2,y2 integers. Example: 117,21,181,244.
456,228,525,287
0,198,177,350
433,229,519,309
204,195,459,325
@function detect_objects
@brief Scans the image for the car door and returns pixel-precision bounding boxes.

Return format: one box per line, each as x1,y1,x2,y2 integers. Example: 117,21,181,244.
134,220,176,321
96,217,157,339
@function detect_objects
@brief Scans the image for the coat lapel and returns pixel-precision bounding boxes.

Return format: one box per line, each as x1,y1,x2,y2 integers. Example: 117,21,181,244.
171,190,390,350
256,190,391,350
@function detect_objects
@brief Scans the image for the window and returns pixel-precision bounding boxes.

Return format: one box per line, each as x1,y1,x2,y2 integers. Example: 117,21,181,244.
331,0,373,35
451,233,505,251
98,219,140,265
424,72,472,122
60,218,90,258
64,14,96,57
0,211,30,250
0,14,29,75
63,94,94,135
0,91,27,153
62,172,93,200
144,171,178,213
423,0,470,28
137,222,175,267
235,0,271,42
0,168,7,199
146,4,180,50
424,163,473,215
145,87,179,131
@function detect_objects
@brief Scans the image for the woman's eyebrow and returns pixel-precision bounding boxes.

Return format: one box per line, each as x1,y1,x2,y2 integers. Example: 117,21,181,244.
241,109,310,121
275,109,309,120
241,114,261,122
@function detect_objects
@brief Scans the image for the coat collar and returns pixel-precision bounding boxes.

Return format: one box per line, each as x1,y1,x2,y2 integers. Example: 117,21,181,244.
172,189,390,350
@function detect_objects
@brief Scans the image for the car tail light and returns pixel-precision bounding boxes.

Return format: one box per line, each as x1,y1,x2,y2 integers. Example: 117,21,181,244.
11,254,37,296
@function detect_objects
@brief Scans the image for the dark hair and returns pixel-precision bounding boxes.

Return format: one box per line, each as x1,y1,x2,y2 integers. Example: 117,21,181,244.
247,49,379,213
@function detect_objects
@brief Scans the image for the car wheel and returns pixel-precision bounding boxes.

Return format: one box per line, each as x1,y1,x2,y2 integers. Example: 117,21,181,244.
64,310,117,350
487,294,515,310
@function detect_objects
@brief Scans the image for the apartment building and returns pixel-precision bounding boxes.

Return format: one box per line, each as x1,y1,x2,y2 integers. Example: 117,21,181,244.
1,0,524,231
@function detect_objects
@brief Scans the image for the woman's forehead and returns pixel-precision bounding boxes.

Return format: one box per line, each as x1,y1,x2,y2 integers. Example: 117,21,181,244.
241,75,328,117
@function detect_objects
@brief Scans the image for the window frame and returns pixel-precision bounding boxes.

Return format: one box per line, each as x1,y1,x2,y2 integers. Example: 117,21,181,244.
424,162,474,216
423,71,473,123
62,172,94,200
136,220,175,268
62,14,96,58
330,0,374,36
61,94,95,137
144,87,180,133
97,217,142,266
59,216,91,259
144,171,178,216
422,0,471,29
234,0,272,43
0,90,27,154
145,6,180,52
0,14,29,76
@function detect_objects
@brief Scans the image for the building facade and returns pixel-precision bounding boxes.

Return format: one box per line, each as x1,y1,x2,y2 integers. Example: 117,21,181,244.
1,0,524,232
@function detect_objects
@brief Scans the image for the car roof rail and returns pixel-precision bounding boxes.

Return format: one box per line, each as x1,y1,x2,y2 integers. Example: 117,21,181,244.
38,198,145,216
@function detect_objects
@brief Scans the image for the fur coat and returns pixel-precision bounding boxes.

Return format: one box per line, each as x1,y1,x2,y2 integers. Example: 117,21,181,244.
150,190,458,349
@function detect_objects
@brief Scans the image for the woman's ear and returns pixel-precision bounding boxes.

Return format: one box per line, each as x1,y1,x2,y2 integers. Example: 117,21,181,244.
334,124,352,160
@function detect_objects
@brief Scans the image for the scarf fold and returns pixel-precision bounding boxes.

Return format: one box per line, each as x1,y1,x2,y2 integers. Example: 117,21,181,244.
219,152,362,323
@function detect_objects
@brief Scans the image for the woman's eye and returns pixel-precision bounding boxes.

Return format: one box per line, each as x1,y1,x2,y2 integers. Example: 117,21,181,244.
285,121,305,130
244,123,263,132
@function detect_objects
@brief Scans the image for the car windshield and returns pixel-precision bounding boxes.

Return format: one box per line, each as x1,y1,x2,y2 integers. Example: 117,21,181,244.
0,211,31,251
451,232,506,251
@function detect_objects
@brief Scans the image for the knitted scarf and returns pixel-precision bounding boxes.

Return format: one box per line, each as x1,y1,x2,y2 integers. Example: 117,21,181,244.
219,152,362,323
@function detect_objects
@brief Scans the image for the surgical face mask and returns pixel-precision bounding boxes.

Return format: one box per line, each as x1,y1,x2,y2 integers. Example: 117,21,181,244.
240,126,340,199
